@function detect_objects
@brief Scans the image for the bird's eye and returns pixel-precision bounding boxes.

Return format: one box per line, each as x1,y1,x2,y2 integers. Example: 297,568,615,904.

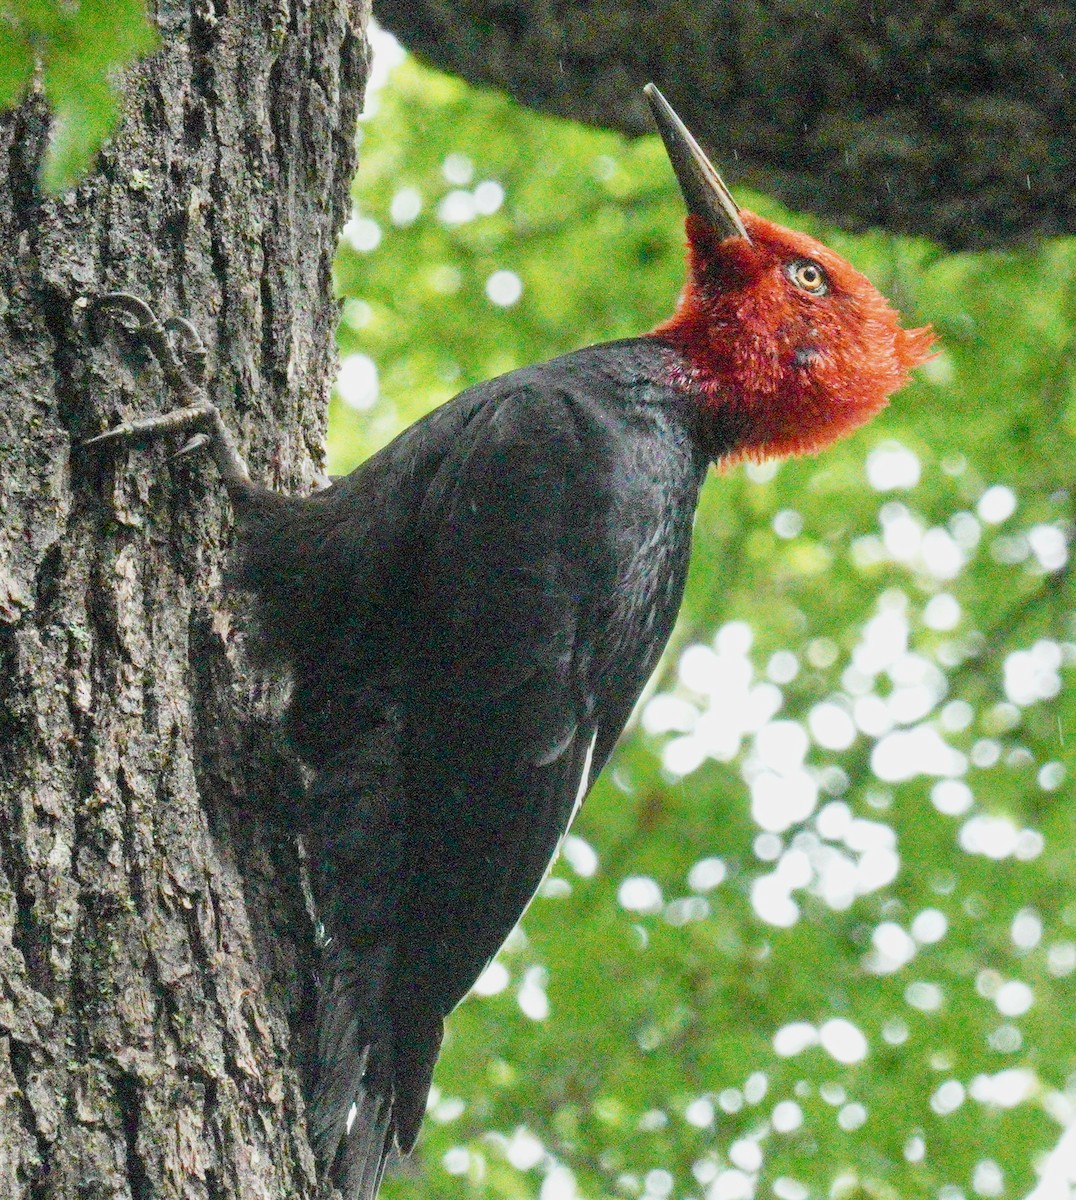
788,260,828,294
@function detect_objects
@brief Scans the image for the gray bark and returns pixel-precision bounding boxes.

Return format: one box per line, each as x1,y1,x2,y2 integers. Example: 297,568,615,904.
376,0,1075,250
0,0,368,1193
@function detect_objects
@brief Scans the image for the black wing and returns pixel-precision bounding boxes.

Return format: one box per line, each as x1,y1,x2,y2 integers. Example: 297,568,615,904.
395,381,603,1014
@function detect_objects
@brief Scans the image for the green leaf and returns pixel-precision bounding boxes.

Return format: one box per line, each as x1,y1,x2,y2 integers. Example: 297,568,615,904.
1,0,159,190
0,19,34,107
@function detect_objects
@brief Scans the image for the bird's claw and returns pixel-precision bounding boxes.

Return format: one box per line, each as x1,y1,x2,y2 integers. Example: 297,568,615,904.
163,315,208,386
89,291,207,396
82,404,216,450
85,291,252,488
173,432,211,460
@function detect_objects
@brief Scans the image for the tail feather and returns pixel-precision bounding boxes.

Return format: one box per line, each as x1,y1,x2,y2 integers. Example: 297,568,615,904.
334,1088,393,1200
309,938,381,1171
391,1014,443,1154
310,935,444,1199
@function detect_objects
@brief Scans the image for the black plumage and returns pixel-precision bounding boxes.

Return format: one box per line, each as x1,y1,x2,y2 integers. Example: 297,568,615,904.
235,338,716,1192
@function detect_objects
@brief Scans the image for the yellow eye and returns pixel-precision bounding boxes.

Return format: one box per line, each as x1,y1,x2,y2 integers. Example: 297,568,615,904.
788,260,828,294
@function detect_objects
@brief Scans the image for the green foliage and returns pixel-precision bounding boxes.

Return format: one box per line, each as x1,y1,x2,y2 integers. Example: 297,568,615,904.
334,50,1076,1200
0,0,158,190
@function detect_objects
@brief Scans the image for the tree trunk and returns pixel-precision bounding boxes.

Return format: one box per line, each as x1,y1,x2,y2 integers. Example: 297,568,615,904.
0,0,368,1193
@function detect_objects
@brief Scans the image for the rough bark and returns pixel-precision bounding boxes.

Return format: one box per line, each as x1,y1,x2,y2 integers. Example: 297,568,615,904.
0,0,367,1193
375,0,1075,251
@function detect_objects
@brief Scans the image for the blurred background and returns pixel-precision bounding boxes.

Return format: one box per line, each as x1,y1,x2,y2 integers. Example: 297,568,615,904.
330,27,1076,1200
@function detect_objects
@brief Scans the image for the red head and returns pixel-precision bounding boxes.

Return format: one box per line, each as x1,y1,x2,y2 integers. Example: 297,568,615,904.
644,85,935,465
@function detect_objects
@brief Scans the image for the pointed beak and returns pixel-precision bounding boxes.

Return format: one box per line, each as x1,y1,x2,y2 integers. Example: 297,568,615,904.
643,83,751,244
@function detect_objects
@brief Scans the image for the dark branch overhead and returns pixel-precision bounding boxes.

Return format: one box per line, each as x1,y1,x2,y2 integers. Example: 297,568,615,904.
375,0,1074,251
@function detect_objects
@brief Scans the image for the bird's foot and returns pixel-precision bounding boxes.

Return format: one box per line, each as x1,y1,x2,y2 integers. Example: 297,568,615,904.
86,292,251,489
89,292,207,396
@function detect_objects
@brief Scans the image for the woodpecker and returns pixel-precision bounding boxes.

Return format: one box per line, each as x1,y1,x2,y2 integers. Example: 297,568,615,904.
87,84,934,1200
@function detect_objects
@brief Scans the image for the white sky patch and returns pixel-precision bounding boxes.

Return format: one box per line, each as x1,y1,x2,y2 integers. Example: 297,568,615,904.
619,876,663,913
912,908,948,944
809,701,857,750
920,527,966,579
486,269,524,307
443,1147,471,1174
711,1169,755,1200
518,966,550,1020
880,502,923,562
440,189,477,224
888,652,947,724
443,152,474,185
872,726,967,781
390,186,422,225
645,1169,674,1197
930,1080,966,1116
341,213,382,252
1031,527,1066,575
816,801,852,839
969,1075,1036,1108
540,1167,577,1200
774,1022,819,1057
838,1103,867,1131
751,873,800,927
994,980,1034,1017
906,981,944,1012
729,1138,763,1172
336,353,379,410
658,626,783,775
773,509,803,538
941,699,975,732
561,835,598,877
960,815,1043,861
1012,908,1043,951
1048,943,1076,977
472,960,510,996
359,22,407,119
1026,1116,1076,1200
680,641,730,690
772,1100,804,1133
932,778,974,816
1039,762,1066,791
755,832,783,861
853,601,909,676
868,921,917,973
854,694,894,738
506,1128,545,1171
1004,641,1063,706
949,510,982,551
768,650,799,683
905,1136,926,1163
819,1018,869,1064
685,1098,715,1127
867,442,921,491
977,484,1017,524
688,857,727,891
973,1161,1005,1198
473,179,505,214
750,770,818,834
747,723,817,832
643,694,697,735
341,298,372,330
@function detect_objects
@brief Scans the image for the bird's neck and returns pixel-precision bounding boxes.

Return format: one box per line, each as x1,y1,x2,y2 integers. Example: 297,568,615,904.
648,298,787,465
